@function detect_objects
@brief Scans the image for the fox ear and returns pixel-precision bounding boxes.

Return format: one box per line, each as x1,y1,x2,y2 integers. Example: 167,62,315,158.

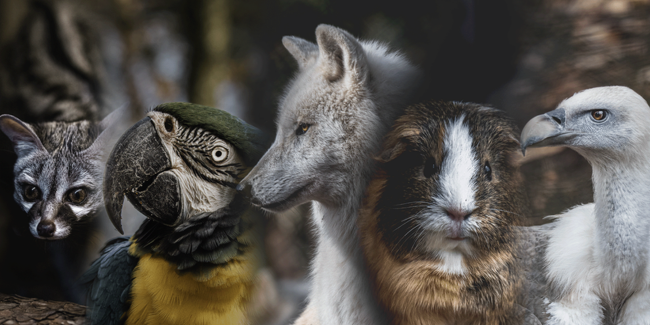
0,115,46,158
283,36,318,69
315,24,368,83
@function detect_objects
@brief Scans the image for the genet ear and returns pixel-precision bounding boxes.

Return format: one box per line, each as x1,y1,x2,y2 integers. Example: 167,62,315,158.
84,105,131,159
282,36,318,69
315,24,368,83
0,114,46,158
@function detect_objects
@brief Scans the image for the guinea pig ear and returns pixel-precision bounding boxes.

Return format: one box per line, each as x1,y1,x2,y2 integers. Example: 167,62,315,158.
376,127,421,163
0,115,46,158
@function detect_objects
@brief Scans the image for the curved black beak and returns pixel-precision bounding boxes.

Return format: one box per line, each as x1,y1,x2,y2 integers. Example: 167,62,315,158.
521,108,572,155
103,117,182,233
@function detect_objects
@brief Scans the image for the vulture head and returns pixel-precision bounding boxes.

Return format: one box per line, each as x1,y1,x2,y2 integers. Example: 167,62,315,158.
521,86,650,163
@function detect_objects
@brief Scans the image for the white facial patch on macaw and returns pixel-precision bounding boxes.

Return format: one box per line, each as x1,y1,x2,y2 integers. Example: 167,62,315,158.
148,111,244,219
419,116,480,274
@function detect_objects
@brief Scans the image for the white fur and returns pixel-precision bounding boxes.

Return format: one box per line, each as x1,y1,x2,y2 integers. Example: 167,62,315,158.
537,86,650,324
434,250,467,275
436,116,478,215
243,25,419,325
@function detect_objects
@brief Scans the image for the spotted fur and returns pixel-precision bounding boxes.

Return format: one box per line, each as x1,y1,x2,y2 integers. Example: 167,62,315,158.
359,102,531,325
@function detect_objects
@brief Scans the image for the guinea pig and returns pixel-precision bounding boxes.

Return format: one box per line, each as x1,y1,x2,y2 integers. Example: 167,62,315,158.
358,101,534,325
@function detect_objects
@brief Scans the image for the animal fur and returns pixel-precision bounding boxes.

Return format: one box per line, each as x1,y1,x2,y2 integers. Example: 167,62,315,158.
358,102,534,325
0,0,107,302
241,24,419,325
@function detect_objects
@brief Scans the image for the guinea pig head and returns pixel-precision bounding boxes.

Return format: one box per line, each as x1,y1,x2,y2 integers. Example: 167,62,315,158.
373,102,524,261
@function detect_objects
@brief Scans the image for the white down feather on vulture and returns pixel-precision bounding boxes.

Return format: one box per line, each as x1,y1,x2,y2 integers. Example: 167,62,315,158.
519,86,650,325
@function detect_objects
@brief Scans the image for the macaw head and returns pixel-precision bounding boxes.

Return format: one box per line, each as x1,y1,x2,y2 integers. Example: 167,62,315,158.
104,102,266,234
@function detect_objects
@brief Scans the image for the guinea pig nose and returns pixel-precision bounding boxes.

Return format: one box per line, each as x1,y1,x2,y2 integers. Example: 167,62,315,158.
446,209,471,222
37,221,55,237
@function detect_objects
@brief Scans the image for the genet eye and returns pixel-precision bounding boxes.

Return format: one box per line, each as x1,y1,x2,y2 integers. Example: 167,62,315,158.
211,146,229,162
67,188,87,204
164,117,174,132
423,158,438,178
296,123,310,136
484,162,492,181
23,185,40,201
590,110,607,122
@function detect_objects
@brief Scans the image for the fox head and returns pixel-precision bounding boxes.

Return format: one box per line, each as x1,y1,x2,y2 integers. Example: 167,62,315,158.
241,24,417,213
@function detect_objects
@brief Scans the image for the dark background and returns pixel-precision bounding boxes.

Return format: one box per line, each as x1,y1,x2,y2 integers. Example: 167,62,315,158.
0,0,649,323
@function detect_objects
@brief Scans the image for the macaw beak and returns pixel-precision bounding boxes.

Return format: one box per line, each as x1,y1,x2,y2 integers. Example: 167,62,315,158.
104,117,182,234
520,108,575,155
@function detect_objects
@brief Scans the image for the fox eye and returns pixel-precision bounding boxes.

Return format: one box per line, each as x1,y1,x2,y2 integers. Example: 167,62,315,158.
296,123,310,136
423,158,438,178
484,162,492,181
23,185,40,202
211,146,229,162
67,188,87,204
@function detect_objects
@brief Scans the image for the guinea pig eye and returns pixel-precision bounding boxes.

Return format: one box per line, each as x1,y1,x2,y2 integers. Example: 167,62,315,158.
23,185,40,202
211,146,229,162
423,158,438,178
296,123,310,136
484,162,492,181
67,188,87,204
590,110,607,122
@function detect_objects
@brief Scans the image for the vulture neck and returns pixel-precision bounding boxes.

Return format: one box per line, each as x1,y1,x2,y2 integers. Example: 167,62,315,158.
589,145,650,294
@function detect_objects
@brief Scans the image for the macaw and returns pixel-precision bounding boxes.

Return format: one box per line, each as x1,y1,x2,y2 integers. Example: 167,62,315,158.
80,102,267,325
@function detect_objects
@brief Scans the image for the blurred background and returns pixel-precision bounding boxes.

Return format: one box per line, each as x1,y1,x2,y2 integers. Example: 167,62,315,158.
0,0,649,323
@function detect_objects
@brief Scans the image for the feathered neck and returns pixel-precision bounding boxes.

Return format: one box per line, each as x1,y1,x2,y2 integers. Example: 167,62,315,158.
588,144,650,297
131,197,253,279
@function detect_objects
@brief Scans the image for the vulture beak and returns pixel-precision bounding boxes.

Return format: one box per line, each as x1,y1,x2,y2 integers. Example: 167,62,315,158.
104,117,182,234
520,108,574,155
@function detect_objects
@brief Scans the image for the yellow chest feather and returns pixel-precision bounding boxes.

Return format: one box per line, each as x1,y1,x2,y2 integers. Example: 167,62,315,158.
125,250,255,325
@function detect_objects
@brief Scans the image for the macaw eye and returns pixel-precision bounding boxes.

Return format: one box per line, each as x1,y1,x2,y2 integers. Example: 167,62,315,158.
164,117,175,133
423,158,438,178
590,110,607,122
212,146,229,162
484,161,492,181
23,185,40,202
296,123,310,136
67,188,87,204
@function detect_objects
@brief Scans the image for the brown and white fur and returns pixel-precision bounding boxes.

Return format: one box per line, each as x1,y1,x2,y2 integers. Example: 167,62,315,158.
359,102,533,325
240,24,418,325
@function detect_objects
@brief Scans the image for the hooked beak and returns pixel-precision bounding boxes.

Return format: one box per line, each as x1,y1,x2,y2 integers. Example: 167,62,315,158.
520,108,574,155
104,117,182,234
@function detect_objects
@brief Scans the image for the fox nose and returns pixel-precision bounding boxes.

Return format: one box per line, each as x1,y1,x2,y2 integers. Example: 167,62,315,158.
446,209,471,222
37,221,55,237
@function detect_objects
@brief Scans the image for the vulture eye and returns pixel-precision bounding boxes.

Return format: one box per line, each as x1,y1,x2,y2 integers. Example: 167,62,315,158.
484,162,492,181
590,110,607,122
67,188,87,204
296,123,310,136
423,158,438,178
211,146,229,162
23,185,40,202
164,117,175,133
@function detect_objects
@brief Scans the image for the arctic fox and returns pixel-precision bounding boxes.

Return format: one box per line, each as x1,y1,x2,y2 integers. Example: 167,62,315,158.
240,24,419,324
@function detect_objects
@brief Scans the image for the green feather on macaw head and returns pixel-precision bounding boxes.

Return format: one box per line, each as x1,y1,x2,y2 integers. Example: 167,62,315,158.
153,102,268,166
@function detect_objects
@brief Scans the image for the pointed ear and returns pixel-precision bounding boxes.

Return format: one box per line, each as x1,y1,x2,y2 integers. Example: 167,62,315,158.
83,105,130,159
0,115,46,158
283,36,318,69
315,24,368,83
